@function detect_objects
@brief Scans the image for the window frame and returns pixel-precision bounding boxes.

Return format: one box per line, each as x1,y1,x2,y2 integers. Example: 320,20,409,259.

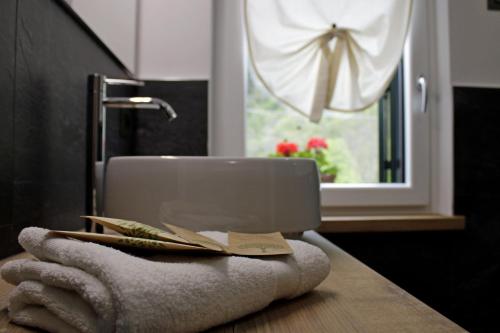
379,62,405,184
210,0,454,215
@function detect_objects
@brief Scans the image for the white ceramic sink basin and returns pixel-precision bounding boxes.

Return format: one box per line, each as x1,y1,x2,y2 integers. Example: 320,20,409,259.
104,156,321,233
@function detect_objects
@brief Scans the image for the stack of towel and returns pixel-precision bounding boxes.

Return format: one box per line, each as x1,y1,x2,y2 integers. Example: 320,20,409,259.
1,227,330,332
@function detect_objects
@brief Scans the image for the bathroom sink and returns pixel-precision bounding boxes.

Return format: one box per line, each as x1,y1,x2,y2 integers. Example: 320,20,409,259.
104,156,321,233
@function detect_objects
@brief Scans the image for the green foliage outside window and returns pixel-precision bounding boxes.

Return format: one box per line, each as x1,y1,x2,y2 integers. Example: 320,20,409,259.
246,68,379,184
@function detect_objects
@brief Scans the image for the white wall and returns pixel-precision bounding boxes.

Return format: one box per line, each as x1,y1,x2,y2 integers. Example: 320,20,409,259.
67,0,212,79
68,0,137,72
135,0,212,79
449,0,500,87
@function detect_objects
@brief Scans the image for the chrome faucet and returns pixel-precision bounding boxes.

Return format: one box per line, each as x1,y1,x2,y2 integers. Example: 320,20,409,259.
103,97,177,119
86,74,177,232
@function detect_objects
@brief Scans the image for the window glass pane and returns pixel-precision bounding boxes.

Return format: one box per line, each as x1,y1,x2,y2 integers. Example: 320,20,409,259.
246,66,380,184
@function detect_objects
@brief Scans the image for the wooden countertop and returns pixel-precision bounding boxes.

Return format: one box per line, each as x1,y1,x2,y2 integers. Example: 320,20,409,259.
319,215,466,233
0,232,466,333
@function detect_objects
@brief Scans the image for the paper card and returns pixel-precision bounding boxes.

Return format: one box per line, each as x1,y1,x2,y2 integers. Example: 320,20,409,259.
227,231,293,256
50,231,210,252
64,216,294,256
163,223,228,252
82,216,188,244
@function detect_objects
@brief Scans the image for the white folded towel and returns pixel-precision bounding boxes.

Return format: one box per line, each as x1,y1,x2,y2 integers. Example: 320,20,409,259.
1,227,330,333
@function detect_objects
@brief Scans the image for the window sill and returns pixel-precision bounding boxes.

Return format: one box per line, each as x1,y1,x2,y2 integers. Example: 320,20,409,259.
317,214,465,233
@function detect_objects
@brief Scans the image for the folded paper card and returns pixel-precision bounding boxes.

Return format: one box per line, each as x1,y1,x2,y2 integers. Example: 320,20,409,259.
50,216,293,256
50,231,209,252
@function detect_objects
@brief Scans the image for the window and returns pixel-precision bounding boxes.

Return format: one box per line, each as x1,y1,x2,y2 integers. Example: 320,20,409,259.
246,62,405,185
211,0,453,214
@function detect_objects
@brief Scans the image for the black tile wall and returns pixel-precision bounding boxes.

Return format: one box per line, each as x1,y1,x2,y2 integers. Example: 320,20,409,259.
324,86,500,333
452,87,500,332
104,80,209,159
0,0,130,258
0,1,16,253
135,81,208,156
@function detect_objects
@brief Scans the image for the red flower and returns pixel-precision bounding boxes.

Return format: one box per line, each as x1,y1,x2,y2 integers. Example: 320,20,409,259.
307,137,328,150
276,140,298,156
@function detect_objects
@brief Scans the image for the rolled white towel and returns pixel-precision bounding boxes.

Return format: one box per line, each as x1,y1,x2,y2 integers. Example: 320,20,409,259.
1,227,330,333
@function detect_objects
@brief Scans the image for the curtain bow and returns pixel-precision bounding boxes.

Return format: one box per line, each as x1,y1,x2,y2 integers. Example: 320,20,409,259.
245,0,412,122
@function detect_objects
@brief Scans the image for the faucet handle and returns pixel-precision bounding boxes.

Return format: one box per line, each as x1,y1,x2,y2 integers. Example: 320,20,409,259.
104,78,145,87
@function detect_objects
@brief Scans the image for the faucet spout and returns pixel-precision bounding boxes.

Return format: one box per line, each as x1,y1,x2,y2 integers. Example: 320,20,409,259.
103,97,177,121
86,73,179,233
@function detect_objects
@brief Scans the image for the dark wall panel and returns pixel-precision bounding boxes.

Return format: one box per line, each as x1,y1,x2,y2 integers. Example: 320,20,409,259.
0,0,17,256
0,0,130,258
452,87,500,332
12,0,129,235
135,81,208,156
454,87,500,245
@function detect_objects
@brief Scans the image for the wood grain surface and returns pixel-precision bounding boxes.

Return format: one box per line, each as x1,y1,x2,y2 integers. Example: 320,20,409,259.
319,215,465,233
0,232,466,332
